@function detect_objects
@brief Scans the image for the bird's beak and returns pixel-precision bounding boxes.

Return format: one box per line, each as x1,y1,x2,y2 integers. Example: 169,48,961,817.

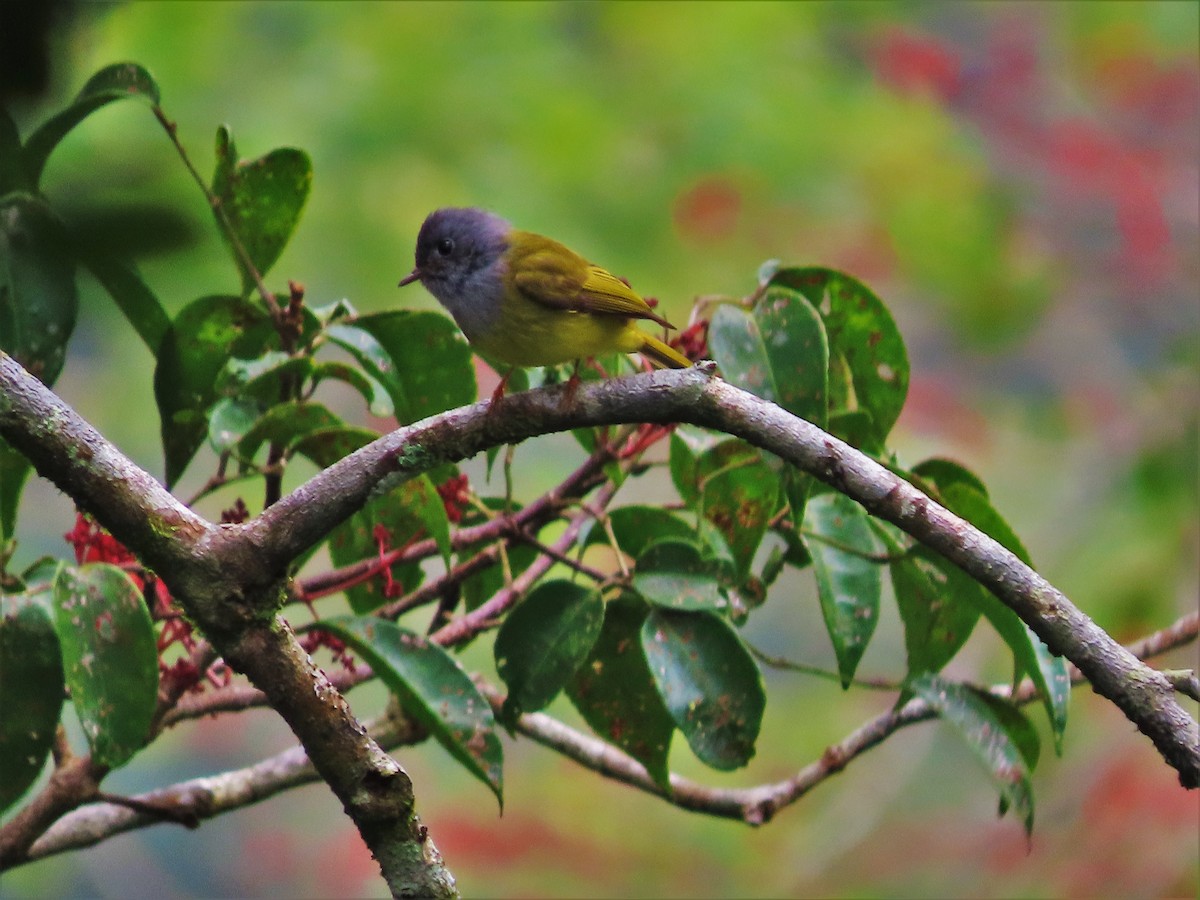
398,268,421,288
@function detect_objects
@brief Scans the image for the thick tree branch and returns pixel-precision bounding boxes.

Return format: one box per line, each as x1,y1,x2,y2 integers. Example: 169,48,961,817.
0,746,105,865
1,353,1194,888
0,355,209,558
237,364,1196,784
24,709,423,862
0,353,456,897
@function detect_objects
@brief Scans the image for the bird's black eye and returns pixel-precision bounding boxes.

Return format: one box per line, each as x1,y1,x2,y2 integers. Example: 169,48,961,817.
436,238,454,257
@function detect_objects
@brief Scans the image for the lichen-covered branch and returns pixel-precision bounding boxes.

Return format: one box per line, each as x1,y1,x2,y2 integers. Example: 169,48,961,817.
1,350,1195,893
0,353,457,897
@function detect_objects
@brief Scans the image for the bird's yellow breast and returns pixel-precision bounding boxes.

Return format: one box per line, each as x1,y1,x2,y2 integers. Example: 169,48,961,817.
470,292,643,367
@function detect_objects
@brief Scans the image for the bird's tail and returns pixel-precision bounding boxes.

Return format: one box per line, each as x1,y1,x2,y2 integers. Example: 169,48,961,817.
638,333,691,369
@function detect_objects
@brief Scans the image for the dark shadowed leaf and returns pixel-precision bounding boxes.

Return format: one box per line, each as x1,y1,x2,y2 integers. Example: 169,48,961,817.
494,580,604,721
632,540,728,612
0,194,76,549
887,540,982,690
153,294,272,486
641,607,764,770
936,481,1068,749
0,440,31,541
0,109,25,192
0,194,77,387
326,474,449,612
0,590,64,814
672,438,778,580
567,596,674,791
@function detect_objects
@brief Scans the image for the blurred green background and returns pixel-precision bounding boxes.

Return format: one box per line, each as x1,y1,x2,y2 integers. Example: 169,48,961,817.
3,1,1197,897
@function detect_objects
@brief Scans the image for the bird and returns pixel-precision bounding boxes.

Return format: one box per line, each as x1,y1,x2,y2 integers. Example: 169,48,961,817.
399,207,689,400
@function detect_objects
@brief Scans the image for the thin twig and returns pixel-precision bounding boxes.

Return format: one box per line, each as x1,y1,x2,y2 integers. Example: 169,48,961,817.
20,610,1195,863
507,526,609,583
747,643,901,690
151,107,282,320
23,710,421,863
430,481,620,648
484,609,1200,825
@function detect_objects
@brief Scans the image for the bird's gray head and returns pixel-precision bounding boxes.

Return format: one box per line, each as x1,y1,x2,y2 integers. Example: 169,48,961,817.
399,208,511,316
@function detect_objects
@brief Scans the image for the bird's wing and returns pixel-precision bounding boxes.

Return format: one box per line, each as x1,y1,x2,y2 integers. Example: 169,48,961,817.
511,232,674,329
578,266,673,328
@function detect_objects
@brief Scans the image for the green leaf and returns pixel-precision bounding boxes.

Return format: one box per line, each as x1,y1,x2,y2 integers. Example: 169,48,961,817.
78,254,170,354
236,400,345,464
0,194,78,386
804,492,882,687
207,396,263,454
335,311,477,423
22,63,161,188
905,543,1069,754
902,465,1070,734
326,475,449,612
911,457,989,498
290,425,379,469
216,349,302,396
910,674,1037,836
708,287,829,425
567,596,674,790
697,443,779,580
153,294,272,486
941,482,1033,568
771,268,909,442
0,590,64,814
0,440,31,541
494,580,604,721
316,616,503,808
311,360,394,418
641,607,764,770
632,540,728,612
827,409,885,457
211,126,312,293
887,541,982,689
582,505,696,561
668,426,724,503
309,297,358,326
672,438,779,580
930,480,1067,747
51,564,158,768
1028,629,1070,754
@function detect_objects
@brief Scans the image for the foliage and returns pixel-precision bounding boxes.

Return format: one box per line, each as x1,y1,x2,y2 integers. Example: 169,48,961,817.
0,63,1083,848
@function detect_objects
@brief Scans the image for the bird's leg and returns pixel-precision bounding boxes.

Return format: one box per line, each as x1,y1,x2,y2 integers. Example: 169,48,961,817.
563,359,584,404
489,369,515,406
